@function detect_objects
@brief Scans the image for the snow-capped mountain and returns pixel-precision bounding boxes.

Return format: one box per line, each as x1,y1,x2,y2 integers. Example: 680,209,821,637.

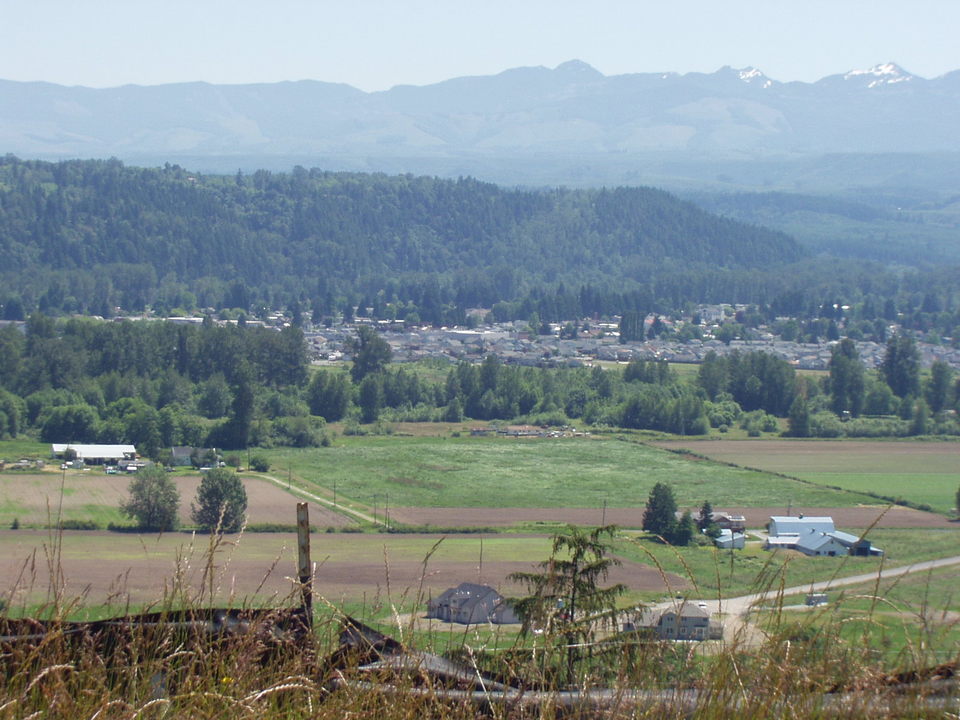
842,62,915,87
1,60,957,186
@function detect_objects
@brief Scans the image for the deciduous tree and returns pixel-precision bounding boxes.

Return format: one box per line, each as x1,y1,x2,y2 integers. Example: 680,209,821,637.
347,325,391,383
121,465,180,531
191,467,247,533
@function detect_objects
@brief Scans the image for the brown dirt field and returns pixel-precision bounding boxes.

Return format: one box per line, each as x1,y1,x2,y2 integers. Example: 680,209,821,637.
389,505,959,529
171,476,355,528
0,472,355,528
0,472,131,524
0,530,687,608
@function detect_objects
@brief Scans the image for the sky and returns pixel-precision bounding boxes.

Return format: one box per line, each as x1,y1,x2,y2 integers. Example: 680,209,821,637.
3,0,958,91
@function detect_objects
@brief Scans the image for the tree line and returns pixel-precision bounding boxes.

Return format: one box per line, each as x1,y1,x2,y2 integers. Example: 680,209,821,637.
1,314,957,455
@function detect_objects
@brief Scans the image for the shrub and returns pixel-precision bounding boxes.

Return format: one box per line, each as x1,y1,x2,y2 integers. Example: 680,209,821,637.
248,454,270,472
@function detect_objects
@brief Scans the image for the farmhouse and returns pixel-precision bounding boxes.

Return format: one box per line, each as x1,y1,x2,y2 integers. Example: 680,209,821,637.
51,443,136,465
425,583,519,625
765,515,882,557
709,512,746,533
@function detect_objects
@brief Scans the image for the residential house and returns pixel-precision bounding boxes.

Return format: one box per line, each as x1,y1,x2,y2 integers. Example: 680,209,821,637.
425,583,519,625
628,602,719,641
709,512,746,533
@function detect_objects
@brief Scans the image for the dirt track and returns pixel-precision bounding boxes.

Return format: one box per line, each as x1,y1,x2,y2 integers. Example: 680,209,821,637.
389,505,957,529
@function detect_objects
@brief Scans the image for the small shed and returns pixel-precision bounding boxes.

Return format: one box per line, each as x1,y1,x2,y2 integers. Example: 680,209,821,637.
713,529,746,550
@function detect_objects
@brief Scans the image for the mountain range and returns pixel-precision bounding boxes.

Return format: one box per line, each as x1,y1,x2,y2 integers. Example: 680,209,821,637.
3,61,960,190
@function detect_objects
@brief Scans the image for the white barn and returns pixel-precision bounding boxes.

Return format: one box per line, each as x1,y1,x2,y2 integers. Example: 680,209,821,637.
51,444,136,465
768,516,835,536
766,515,882,557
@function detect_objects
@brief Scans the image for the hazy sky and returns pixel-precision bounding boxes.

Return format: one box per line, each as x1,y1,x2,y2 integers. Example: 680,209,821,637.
4,0,957,90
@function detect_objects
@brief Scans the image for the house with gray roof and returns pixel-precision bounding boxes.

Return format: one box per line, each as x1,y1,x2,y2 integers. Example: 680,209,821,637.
425,583,519,625
628,602,720,641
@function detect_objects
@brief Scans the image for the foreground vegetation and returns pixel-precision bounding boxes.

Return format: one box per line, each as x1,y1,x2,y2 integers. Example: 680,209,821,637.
1,524,957,719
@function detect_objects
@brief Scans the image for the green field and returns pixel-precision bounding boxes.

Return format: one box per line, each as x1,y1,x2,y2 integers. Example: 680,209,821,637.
264,434,874,511
0,439,51,461
654,439,960,514
792,472,956,513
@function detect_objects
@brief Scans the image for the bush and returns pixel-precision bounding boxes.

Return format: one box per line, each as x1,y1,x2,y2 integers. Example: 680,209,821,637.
57,519,100,530
248,454,270,472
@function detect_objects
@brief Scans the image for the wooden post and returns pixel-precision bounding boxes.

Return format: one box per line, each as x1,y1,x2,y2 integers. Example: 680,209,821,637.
296,502,313,628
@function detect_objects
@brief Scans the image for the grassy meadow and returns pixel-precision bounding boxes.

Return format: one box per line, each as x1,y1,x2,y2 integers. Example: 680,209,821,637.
264,434,875,512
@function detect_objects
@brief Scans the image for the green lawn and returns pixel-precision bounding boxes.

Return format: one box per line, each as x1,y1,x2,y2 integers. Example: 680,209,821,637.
263,435,873,511
781,564,960,614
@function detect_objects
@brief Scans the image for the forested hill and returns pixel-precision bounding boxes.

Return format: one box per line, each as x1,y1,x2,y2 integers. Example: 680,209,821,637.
0,156,804,315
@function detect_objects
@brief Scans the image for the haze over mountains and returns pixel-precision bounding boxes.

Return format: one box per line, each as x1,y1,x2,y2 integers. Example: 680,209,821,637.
4,61,960,191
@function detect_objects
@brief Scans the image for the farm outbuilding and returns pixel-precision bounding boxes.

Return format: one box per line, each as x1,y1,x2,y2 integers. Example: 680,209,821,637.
51,444,136,465
425,583,519,625
713,529,746,549
765,515,883,557
768,515,835,536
